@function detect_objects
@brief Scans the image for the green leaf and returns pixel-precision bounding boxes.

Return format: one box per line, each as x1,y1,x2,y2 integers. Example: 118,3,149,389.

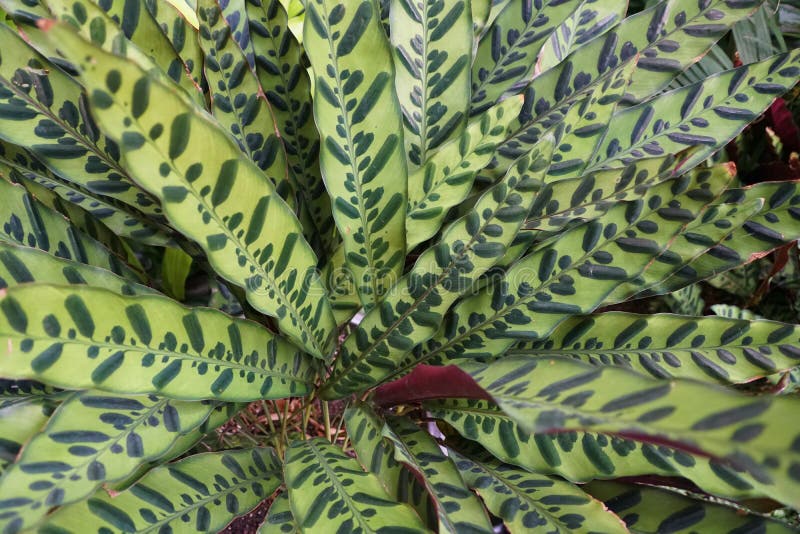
457,355,800,506
418,165,730,370
0,178,141,281
451,448,628,533
42,21,337,358
590,51,800,172
304,0,408,309
0,140,172,245
161,247,192,300
429,399,787,504
39,447,282,533
406,96,523,250
345,404,436,528
586,480,795,533
320,244,361,325
622,0,762,101
261,492,298,534
284,438,430,533
0,24,163,220
0,392,216,531
0,284,316,400
245,0,337,257
107,402,239,492
145,0,205,89
0,241,153,295
322,143,553,399
0,395,55,473
391,0,472,167
536,0,625,75
382,416,494,533
42,0,204,104
510,312,800,384
197,0,288,182
493,0,766,178
469,0,577,114
642,180,800,297
9,169,147,271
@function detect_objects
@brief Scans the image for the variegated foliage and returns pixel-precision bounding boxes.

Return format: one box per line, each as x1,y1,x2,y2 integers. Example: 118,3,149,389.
0,0,797,532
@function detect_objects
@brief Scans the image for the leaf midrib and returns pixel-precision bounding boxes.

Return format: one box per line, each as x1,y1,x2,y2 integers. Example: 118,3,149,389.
317,0,382,303
302,440,379,533
109,87,326,356
0,69,156,209
14,334,308,383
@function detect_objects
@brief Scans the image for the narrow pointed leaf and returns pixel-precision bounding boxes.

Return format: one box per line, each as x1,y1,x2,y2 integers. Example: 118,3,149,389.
0,141,171,245
42,0,204,104
391,0,472,167
0,284,316,400
197,0,289,183
40,447,282,533
642,180,800,297
41,22,337,358
452,448,628,533
345,405,436,527
512,312,800,384
407,96,523,249
304,0,408,308
470,0,577,114
284,438,430,533
429,399,789,504
458,355,800,506
0,179,141,280
494,0,765,178
591,52,800,172
382,416,493,533
0,241,153,295
417,166,730,370
0,392,216,532
586,481,795,533
536,0,625,75
246,0,337,256
0,24,163,219
145,0,205,89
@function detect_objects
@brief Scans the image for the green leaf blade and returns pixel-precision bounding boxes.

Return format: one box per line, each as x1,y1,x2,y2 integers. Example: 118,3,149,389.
0,284,316,400
304,0,408,309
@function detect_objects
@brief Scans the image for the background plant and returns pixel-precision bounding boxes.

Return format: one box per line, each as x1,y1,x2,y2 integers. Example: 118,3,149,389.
0,0,798,532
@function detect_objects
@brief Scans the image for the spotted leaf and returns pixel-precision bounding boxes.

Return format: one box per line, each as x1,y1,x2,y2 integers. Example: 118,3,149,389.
0,392,217,532
39,447,282,533
0,178,141,281
586,480,795,533
458,355,800,506
391,0,473,167
428,399,792,505
416,166,730,371
304,0,408,309
451,448,628,533
0,24,163,221
284,438,430,533
0,284,316,400
245,0,337,257
322,143,553,399
382,416,493,533
511,312,800,384
41,22,337,357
